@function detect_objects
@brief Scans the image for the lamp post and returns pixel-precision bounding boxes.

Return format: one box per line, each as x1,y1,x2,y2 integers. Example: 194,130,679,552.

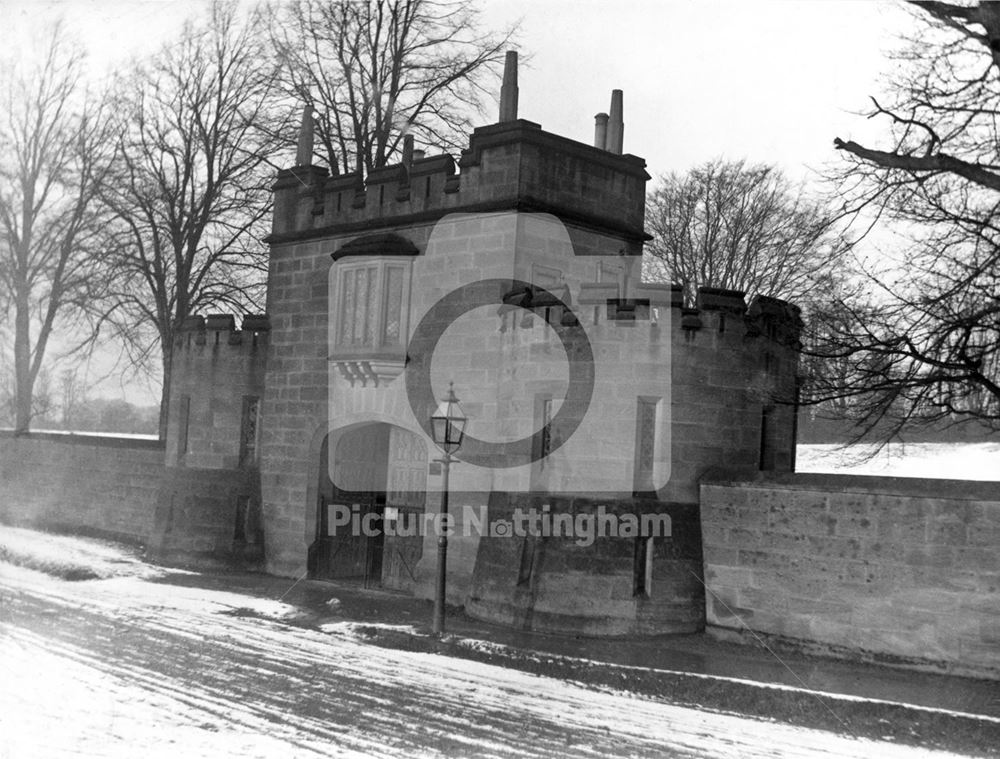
430,382,467,636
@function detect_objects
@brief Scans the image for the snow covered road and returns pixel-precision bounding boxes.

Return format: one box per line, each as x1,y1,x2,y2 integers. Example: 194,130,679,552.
0,563,973,758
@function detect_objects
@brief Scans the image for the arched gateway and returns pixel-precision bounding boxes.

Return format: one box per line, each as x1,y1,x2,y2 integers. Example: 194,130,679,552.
308,423,428,590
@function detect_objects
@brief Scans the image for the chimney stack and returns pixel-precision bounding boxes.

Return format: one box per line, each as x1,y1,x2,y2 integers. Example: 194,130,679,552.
594,112,609,150
296,103,314,166
607,89,624,155
499,50,519,123
402,134,414,167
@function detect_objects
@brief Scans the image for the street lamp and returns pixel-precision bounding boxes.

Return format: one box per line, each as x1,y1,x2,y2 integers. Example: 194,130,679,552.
430,382,467,635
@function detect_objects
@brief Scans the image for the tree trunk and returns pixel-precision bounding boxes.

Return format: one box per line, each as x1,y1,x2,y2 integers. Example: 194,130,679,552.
13,293,33,435
158,349,172,442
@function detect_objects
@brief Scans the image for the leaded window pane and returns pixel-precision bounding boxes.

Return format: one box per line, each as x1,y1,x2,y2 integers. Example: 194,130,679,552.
364,266,378,346
336,260,408,351
352,268,367,344
339,269,355,346
382,266,403,346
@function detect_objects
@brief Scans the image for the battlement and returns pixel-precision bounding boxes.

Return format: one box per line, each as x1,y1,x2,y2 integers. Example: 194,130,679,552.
174,313,272,352
271,122,649,248
270,53,649,250
510,282,801,346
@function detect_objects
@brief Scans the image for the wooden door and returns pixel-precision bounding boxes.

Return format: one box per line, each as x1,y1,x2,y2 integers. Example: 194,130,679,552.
309,425,390,583
381,427,428,591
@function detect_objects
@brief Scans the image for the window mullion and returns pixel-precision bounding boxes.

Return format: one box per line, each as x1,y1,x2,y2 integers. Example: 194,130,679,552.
374,262,386,349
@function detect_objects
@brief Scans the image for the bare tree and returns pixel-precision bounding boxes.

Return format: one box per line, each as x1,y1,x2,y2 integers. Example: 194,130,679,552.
271,0,517,174
644,159,848,305
0,23,111,433
100,2,284,438
814,0,1000,440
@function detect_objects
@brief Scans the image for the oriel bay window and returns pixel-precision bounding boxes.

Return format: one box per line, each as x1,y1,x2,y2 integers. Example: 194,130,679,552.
329,244,415,387
336,260,407,352
329,233,418,385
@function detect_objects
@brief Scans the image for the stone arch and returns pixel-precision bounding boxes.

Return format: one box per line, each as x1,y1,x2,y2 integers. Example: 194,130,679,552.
304,412,432,587
303,412,421,546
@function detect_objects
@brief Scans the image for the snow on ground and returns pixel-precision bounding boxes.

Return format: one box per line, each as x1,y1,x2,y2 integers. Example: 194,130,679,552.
0,561,970,759
797,442,1000,481
319,620,420,636
0,428,159,440
0,525,163,580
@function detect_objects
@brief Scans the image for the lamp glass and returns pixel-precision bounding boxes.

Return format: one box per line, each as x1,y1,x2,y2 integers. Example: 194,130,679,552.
431,385,467,453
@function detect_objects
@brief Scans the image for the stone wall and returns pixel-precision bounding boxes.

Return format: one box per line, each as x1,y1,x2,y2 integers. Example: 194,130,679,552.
0,431,164,544
150,466,263,567
701,473,1000,679
467,494,703,636
259,232,337,577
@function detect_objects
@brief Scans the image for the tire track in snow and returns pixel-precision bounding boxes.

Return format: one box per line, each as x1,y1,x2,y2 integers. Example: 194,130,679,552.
0,566,972,758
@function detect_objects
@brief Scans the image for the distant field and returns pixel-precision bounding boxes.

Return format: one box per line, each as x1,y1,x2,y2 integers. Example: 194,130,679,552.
796,442,1000,481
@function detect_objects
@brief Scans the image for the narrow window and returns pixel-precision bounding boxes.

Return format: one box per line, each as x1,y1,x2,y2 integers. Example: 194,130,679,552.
178,395,191,461
634,536,654,597
533,395,554,468
240,395,260,466
759,405,775,471
381,265,404,346
540,398,553,460
633,398,658,493
338,264,379,348
517,534,536,586
338,266,356,346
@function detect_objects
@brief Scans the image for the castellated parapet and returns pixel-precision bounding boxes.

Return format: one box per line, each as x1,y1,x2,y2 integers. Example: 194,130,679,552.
270,119,649,250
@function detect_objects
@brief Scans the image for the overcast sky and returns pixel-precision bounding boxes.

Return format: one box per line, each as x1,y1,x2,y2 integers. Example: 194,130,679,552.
2,0,914,405
6,0,911,178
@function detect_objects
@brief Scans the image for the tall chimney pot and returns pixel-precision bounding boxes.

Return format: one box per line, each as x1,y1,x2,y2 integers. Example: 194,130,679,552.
296,103,314,166
499,50,519,123
402,134,414,167
607,89,624,155
594,112,609,150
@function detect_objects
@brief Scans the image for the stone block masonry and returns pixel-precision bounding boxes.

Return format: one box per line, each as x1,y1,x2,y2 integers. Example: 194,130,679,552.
157,314,269,568
701,473,1000,679
0,431,165,544
0,431,263,569
269,120,650,248
467,493,704,636
166,315,269,469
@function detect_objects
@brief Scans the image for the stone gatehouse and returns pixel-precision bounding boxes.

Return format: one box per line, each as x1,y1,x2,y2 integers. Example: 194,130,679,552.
158,54,800,636
3,55,996,676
